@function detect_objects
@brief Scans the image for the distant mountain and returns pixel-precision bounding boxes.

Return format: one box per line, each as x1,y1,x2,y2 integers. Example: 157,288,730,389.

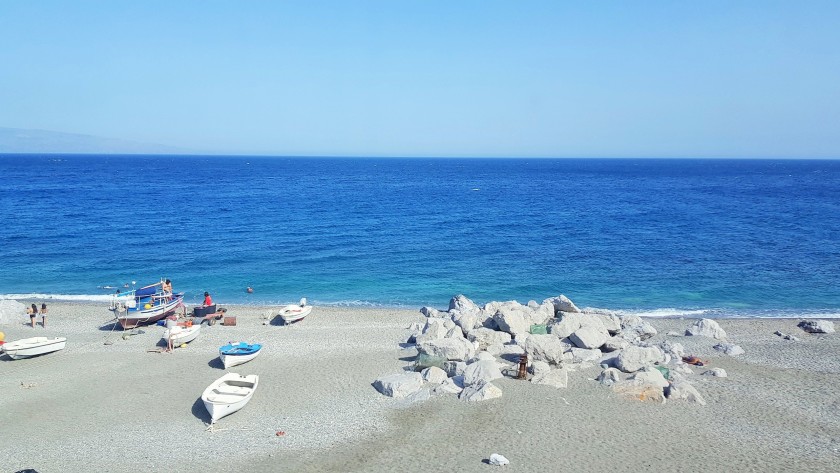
0,127,188,154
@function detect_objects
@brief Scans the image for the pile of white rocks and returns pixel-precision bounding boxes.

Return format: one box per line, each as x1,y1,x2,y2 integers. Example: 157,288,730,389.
374,294,742,406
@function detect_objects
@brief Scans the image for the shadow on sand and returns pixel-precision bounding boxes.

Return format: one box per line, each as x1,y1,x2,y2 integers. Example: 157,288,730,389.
191,397,212,424
207,357,225,370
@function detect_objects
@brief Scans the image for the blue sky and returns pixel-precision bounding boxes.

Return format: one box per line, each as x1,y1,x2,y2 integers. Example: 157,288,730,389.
1,1,838,157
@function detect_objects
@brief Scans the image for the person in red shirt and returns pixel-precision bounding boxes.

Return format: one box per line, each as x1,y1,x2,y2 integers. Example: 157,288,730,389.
203,292,213,306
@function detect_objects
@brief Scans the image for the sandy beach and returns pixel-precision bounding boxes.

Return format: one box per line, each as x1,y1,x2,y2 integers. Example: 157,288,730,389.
2,302,839,472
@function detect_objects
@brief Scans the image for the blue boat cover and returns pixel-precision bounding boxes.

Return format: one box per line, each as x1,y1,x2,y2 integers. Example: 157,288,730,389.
219,342,262,356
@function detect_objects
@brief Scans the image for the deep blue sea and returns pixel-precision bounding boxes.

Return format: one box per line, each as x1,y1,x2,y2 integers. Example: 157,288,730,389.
0,155,838,318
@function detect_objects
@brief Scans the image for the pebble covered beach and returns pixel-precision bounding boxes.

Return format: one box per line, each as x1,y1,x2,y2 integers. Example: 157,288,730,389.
1,301,839,472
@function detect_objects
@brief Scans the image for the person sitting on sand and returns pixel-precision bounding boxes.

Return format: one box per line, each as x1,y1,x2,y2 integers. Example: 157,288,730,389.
203,291,213,307
41,303,48,328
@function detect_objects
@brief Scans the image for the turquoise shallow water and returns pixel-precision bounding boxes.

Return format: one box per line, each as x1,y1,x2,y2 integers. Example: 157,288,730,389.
0,155,838,317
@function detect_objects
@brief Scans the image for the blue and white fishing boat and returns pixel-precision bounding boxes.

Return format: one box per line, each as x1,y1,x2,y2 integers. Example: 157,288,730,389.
110,281,184,330
219,342,262,369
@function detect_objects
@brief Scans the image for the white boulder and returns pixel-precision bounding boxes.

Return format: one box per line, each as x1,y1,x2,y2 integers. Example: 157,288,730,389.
421,366,449,384
616,346,665,373
569,326,608,349
544,294,581,313
373,372,424,399
463,360,504,386
518,334,569,365
488,453,510,466
713,343,745,356
549,312,582,338
493,303,532,336
459,380,503,401
449,294,480,313
418,338,475,362
685,319,727,340
667,380,707,405
569,347,602,363
596,367,622,385
631,367,669,388
529,360,551,377
702,368,728,378
531,368,569,388
468,327,512,350
434,376,465,394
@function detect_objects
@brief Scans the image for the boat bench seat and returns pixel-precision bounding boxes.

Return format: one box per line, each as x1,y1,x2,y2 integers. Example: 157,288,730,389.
206,385,250,403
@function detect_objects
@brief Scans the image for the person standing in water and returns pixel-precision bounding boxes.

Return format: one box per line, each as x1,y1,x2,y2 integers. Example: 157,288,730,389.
40,303,48,328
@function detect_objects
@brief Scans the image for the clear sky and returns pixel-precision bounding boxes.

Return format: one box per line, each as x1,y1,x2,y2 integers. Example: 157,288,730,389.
1,1,838,157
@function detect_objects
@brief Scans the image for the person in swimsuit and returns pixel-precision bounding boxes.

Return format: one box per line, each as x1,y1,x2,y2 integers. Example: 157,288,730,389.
203,292,213,307
40,303,47,328
26,304,37,328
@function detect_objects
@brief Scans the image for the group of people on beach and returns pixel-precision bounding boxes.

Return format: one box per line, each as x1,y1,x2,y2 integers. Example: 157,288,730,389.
25,303,48,328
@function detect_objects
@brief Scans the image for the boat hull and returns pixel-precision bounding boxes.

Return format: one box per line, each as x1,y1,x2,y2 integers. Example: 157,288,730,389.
201,373,259,423
2,337,67,360
220,343,262,369
117,294,184,329
163,325,201,346
279,304,312,324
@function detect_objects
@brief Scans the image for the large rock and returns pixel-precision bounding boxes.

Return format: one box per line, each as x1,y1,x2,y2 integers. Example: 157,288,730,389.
463,360,504,386
618,319,658,341
443,361,467,377
421,366,449,384
518,334,569,365
449,294,480,313
602,337,630,352
492,302,532,336
713,343,745,356
415,318,457,343
434,376,465,394
596,367,622,385
631,367,669,388
544,294,581,314
467,327,512,350
612,381,665,403
569,326,608,349
531,368,569,388
529,302,556,326
660,340,686,359
569,347,602,363
549,312,582,338
459,380,503,401
529,360,551,377
616,346,665,373
592,313,622,334
452,310,480,332
420,306,447,318
418,338,475,362
702,368,728,378
685,319,727,340
667,380,706,405
797,320,835,334
373,372,424,398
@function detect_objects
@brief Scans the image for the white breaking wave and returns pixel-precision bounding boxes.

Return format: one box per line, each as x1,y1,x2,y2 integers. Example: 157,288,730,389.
617,308,711,318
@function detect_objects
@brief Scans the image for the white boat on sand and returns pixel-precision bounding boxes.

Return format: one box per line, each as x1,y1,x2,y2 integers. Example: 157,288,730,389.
201,373,259,423
219,342,262,369
279,298,312,324
2,337,67,360
163,325,201,347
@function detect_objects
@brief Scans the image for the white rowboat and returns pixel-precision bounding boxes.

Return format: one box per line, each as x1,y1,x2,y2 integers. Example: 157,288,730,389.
2,337,67,360
163,325,201,347
201,373,259,423
279,298,312,324
219,342,262,369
